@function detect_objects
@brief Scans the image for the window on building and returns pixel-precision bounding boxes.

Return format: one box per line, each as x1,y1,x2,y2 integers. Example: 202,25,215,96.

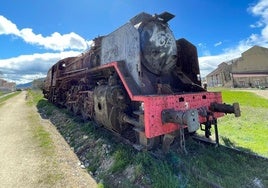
239,81,245,87
255,80,260,86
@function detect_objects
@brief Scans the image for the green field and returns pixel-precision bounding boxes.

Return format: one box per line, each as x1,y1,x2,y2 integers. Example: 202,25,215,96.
218,90,268,157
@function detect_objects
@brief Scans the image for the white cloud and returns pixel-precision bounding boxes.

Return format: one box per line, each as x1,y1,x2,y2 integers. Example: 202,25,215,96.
199,0,268,77
197,43,211,56
199,50,242,77
0,15,92,51
0,51,81,84
0,15,20,35
0,15,94,84
248,0,268,41
250,0,268,16
2,1,268,84
214,41,222,47
250,21,264,28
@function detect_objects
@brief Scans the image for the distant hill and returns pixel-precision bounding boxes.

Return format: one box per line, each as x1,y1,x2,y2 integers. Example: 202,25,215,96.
17,78,45,89
17,82,32,89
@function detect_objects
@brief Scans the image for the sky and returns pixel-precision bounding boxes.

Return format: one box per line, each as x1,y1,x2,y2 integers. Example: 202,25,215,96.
0,0,268,84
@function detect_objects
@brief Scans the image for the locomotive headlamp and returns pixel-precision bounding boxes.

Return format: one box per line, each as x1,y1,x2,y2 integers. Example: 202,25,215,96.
140,102,144,111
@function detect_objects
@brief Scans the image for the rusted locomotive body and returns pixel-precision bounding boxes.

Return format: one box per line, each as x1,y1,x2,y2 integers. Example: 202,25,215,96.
43,12,240,151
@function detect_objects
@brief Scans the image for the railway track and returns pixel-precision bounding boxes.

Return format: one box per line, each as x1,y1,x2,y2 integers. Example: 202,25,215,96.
219,144,268,160
192,134,268,160
99,123,268,162
41,105,267,187
111,130,268,188
52,108,266,164
107,127,268,187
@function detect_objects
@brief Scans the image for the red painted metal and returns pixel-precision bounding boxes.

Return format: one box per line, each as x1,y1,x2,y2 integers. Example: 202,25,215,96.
94,62,224,138
138,93,224,138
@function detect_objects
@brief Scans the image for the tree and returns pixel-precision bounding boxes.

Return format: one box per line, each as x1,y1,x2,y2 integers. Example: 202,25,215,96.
32,78,45,90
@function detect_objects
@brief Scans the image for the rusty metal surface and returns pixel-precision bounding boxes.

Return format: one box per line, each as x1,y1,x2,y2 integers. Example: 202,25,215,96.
176,38,202,86
140,21,177,75
139,92,224,138
42,12,240,151
101,23,141,87
94,84,129,133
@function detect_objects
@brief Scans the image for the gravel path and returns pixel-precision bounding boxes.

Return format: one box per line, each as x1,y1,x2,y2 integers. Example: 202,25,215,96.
0,91,97,187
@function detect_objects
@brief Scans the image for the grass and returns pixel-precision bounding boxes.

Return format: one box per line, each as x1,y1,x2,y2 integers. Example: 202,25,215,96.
221,90,268,107
134,153,180,188
0,91,21,106
27,90,58,155
35,88,268,188
27,90,63,185
0,91,9,96
177,140,268,187
109,147,132,173
217,90,268,157
31,114,54,154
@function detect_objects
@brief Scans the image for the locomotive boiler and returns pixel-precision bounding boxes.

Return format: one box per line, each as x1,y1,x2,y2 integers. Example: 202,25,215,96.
43,12,240,152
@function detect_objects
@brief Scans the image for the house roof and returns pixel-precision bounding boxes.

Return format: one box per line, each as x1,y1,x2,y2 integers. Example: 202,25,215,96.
242,45,268,56
206,62,229,77
206,45,268,77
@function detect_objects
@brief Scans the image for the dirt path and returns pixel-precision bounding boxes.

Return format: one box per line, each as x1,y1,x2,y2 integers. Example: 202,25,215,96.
0,91,97,188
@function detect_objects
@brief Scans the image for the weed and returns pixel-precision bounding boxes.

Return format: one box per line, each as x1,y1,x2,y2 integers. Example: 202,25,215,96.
109,147,132,173
86,152,101,173
97,182,105,188
27,90,63,185
134,152,180,188
0,91,21,105
33,88,268,188
32,122,54,152
134,164,143,179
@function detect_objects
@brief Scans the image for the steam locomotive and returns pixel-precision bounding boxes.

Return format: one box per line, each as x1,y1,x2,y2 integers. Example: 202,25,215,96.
43,12,240,152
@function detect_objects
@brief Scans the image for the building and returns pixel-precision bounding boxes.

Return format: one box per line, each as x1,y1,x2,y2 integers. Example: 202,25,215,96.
0,78,16,92
206,62,233,87
206,45,268,88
